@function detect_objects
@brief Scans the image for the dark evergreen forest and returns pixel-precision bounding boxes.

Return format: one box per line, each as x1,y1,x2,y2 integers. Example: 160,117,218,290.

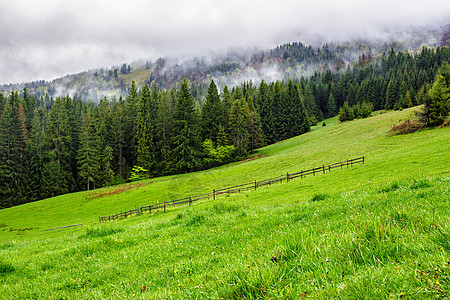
0,46,449,208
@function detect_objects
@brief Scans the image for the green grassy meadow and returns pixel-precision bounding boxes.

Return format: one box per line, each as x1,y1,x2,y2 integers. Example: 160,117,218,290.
0,106,449,299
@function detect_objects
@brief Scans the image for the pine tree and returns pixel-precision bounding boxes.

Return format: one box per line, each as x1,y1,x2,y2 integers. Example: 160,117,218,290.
172,79,201,173
201,80,222,142
0,92,28,207
228,98,251,157
327,92,337,117
136,84,155,171
77,106,100,190
96,97,113,185
385,79,398,110
155,89,174,174
256,80,275,145
111,96,126,177
28,106,47,201
44,96,73,196
303,84,320,126
124,81,139,169
427,71,450,125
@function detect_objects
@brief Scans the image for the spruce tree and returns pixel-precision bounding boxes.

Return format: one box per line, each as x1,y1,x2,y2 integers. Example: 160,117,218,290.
155,89,174,175
201,80,222,142
172,79,201,173
257,80,275,145
327,92,337,117
385,79,398,110
228,98,251,157
111,96,126,177
0,92,28,207
124,81,139,169
77,106,100,190
427,71,450,125
136,84,155,171
44,96,73,196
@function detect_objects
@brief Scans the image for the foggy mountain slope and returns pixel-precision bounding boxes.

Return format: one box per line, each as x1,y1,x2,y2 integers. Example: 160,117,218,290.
1,24,449,102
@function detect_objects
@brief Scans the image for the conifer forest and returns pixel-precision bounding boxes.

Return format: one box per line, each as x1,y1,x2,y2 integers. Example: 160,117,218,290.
0,45,449,208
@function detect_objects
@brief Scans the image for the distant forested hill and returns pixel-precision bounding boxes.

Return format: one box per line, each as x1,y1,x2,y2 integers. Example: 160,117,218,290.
1,24,449,102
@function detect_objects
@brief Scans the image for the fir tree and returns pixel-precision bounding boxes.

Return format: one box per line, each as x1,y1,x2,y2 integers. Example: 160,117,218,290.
172,79,201,173
228,98,251,157
44,96,73,195
327,92,337,117
124,81,139,168
201,80,222,142
136,84,155,171
427,69,450,125
155,90,174,174
0,92,28,207
385,79,398,110
77,106,100,190
111,96,126,177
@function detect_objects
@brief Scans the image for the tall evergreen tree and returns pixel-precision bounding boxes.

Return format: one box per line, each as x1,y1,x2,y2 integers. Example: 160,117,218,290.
385,79,398,110
124,81,139,168
256,80,275,145
229,98,251,157
0,92,28,207
111,96,126,177
327,92,337,117
77,106,100,190
172,79,201,173
44,96,73,196
155,89,174,175
427,68,450,125
136,84,156,171
201,80,222,142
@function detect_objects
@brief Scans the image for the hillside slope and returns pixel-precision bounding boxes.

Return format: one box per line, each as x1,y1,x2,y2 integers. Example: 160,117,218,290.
0,106,449,298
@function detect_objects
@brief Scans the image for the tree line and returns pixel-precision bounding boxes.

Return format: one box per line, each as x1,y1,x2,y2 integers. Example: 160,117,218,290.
0,46,448,208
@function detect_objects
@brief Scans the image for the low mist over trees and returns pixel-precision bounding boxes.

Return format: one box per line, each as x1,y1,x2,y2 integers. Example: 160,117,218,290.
0,46,449,208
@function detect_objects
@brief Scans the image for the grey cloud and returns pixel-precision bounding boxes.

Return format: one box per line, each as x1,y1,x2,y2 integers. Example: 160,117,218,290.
1,0,449,84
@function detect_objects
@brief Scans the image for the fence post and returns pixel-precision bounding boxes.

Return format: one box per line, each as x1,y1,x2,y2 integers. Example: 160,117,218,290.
164,201,166,213
347,159,349,168
323,165,325,174
213,189,216,200
287,172,289,183
189,197,192,206
363,156,365,164
255,180,257,190
313,168,315,176
300,170,303,179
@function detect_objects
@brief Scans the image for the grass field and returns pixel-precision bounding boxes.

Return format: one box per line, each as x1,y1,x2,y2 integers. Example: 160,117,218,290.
0,106,449,299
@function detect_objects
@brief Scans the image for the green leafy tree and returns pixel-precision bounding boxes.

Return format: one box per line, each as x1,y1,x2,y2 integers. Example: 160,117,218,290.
339,102,354,122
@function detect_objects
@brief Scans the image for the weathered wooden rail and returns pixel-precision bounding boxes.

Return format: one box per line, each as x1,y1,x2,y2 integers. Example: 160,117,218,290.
99,156,364,222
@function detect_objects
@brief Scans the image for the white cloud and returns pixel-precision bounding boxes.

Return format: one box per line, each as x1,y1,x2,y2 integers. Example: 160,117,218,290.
1,0,449,84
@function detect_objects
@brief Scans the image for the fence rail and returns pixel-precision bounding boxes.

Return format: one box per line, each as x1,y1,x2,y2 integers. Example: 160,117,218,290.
99,156,364,223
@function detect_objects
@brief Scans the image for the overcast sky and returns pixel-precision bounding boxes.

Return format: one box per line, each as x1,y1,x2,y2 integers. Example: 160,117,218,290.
1,0,449,84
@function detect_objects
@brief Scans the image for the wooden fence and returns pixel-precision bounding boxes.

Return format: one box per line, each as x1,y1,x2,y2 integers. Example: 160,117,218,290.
99,156,364,223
